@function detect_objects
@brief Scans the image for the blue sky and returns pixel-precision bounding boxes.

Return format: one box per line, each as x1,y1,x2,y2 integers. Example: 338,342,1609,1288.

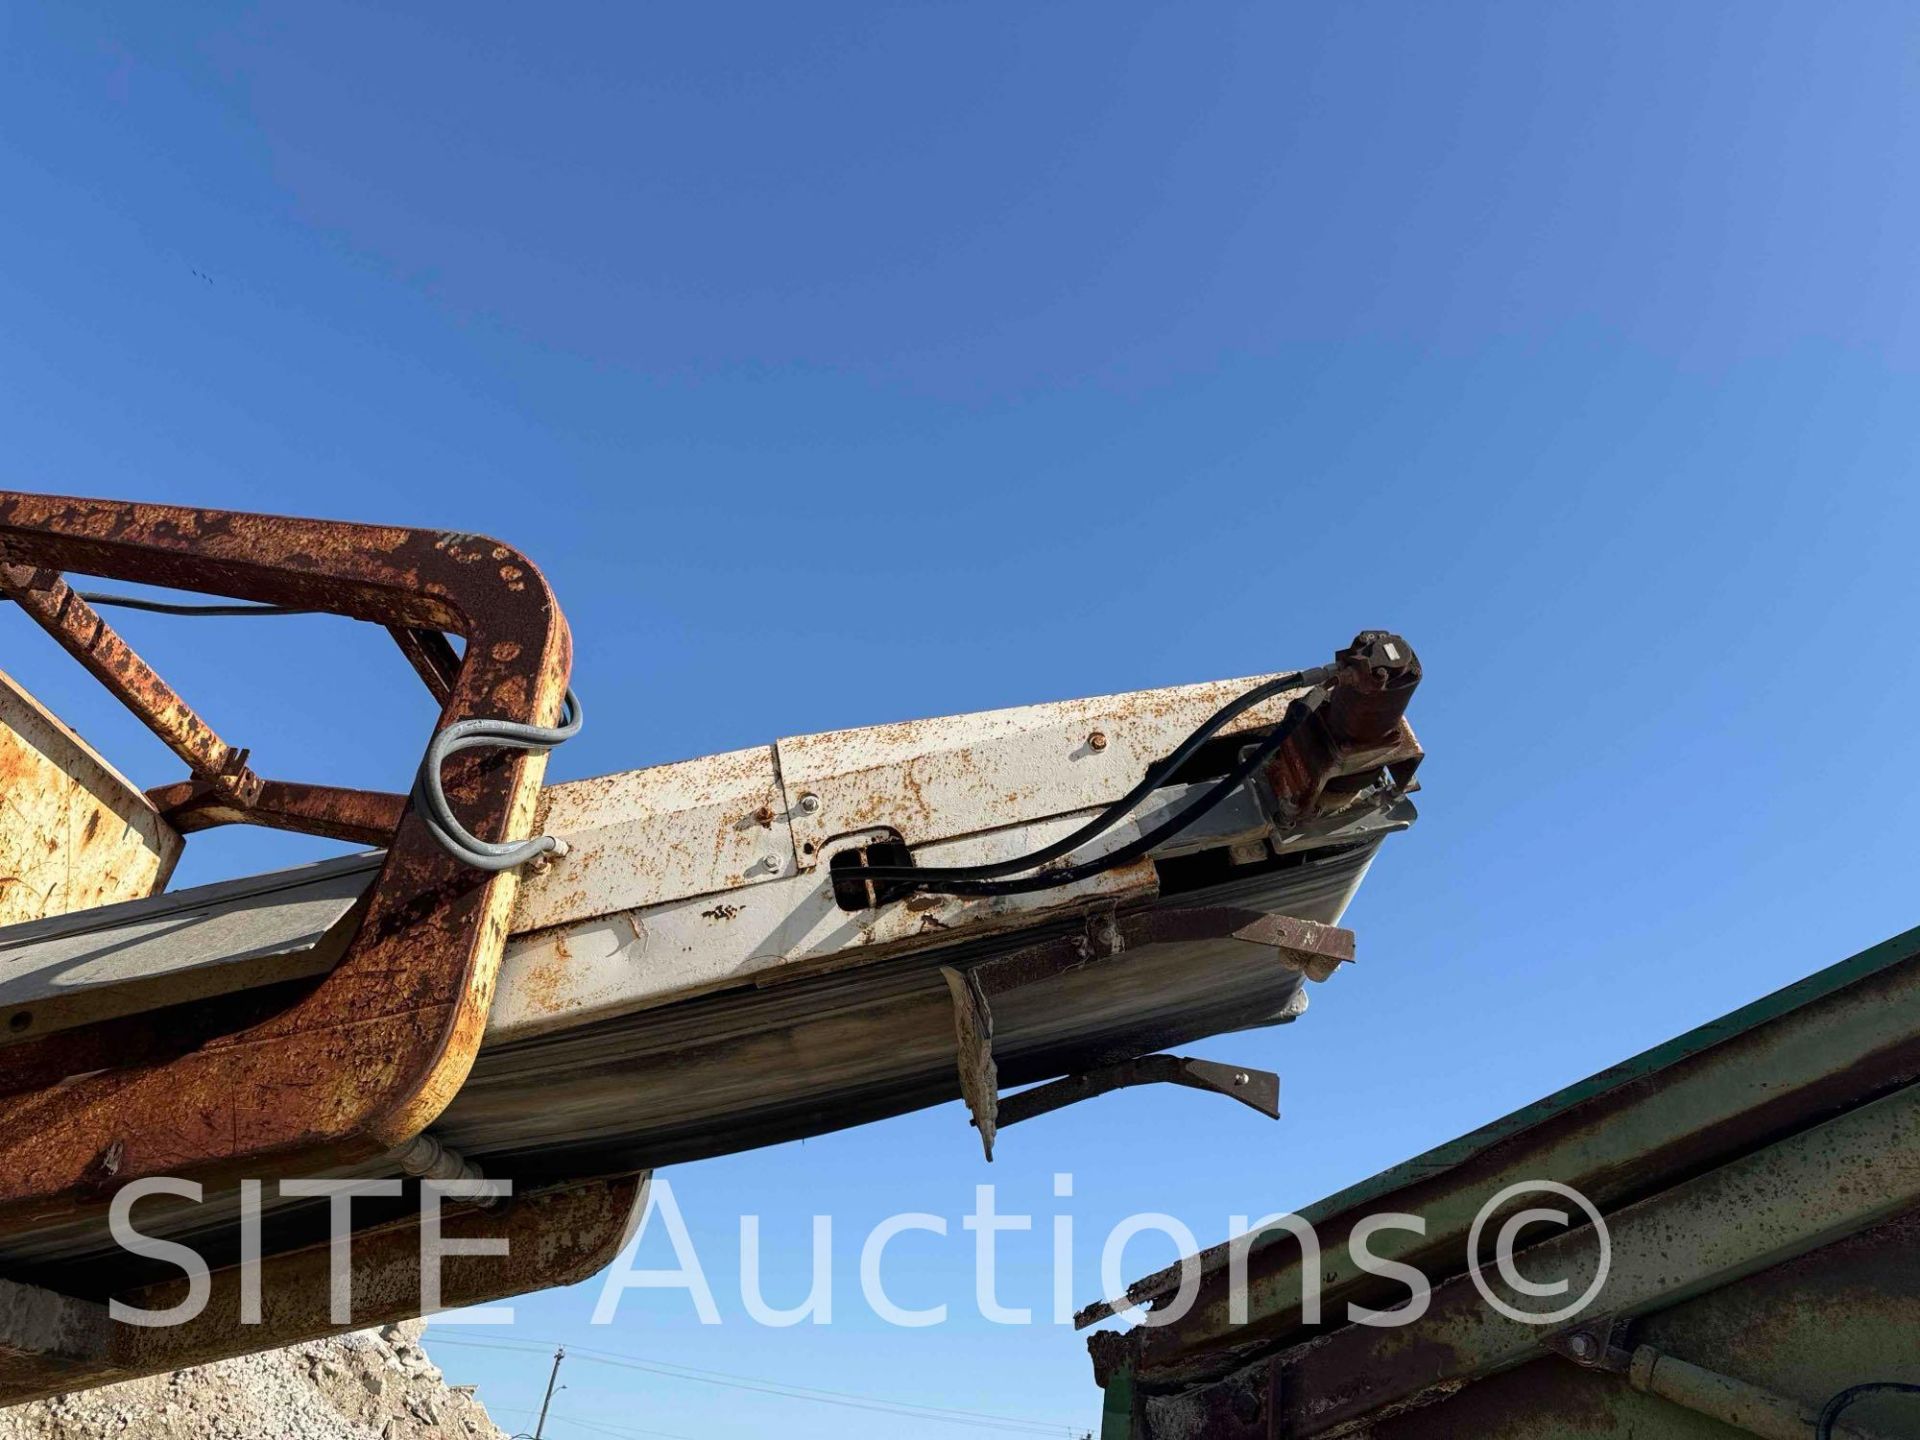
4,3,1919,1436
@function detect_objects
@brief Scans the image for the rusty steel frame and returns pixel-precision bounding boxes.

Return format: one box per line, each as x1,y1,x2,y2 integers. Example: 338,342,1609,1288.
144,778,407,847
0,548,420,845
0,491,572,1230
386,625,463,704
0,566,266,806
0,1171,647,1409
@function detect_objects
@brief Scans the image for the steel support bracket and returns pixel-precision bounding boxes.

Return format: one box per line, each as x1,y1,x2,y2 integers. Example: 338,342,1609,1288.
941,906,1348,1160
1541,1315,1635,1372
997,1055,1280,1131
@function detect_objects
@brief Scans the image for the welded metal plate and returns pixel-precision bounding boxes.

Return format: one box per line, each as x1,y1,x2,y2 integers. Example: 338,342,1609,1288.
513,745,792,930
0,853,377,1043
0,669,181,926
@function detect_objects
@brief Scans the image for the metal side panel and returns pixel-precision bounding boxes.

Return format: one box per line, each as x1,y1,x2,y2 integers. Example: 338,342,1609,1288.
445,842,1382,1174
513,745,794,931
0,668,182,926
775,672,1313,869
0,841,1392,1283
491,808,1156,1041
0,853,379,1043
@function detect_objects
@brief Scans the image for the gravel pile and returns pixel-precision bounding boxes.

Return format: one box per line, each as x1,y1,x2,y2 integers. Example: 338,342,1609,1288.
0,1322,507,1440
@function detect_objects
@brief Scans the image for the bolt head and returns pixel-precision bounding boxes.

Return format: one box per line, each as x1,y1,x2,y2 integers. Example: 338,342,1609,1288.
1088,731,1109,751
1568,1333,1597,1360
797,793,822,815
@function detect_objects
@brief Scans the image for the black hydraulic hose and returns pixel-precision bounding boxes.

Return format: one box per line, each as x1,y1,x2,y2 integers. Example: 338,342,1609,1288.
78,592,314,616
2,590,316,616
836,665,1335,888
1817,1382,1920,1440
873,687,1330,897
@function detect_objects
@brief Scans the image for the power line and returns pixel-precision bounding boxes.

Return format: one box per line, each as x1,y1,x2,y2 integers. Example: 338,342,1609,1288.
441,1335,1066,1436
427,1333,1079,1437
493,1404,701,1440
552,1417,695,1440
564,1337,1073,1432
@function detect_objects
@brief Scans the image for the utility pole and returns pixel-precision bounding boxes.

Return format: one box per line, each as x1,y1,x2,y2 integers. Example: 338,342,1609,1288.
532,1347,566,1439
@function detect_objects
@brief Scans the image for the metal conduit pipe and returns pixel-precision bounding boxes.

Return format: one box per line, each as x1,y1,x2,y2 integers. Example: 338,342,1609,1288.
1624,1346,1896,1440
392,1134,501,1209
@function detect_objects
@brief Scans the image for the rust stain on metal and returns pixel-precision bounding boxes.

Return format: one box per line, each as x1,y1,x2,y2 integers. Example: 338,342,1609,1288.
0,565,262,805
1231,913,1356,982
1267,633,1424,821
515,932,574,1018
515,744,788,931
773,657,1381,875
0,491,572,1228
941,964,999,1161
148,779,405,847
1095,930,1920,1402
0,669,181,925
0,1173,647,1409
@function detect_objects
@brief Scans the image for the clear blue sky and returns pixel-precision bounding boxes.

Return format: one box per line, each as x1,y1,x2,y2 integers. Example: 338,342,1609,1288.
4,3,1918,1436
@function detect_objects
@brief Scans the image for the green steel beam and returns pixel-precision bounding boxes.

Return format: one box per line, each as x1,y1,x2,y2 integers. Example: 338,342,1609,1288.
1099,1366,1135,1440
1091,922,1920,1389
1275,1080,1920,1434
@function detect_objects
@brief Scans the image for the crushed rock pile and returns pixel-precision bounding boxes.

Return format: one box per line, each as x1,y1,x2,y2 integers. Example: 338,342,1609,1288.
0,1321,507,1440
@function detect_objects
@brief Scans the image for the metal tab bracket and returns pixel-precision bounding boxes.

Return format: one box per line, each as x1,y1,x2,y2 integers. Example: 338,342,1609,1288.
997,1056,1281,1130
940,906,1351,1159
